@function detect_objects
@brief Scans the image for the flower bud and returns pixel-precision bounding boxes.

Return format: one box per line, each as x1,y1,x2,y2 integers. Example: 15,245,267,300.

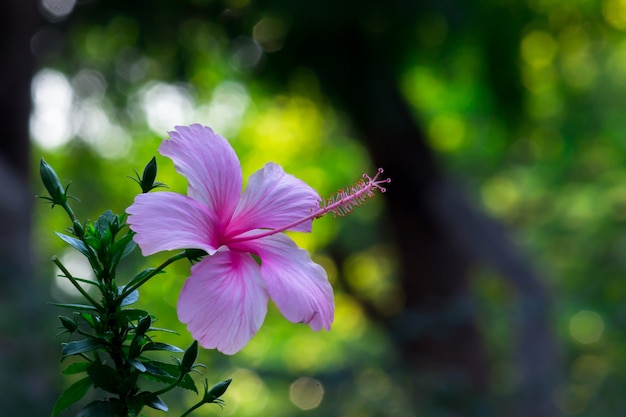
40,158,67,206
205,379,232,402
140,157,158,193
131,157,167,193
135,314,152,336
59,316,77,333
180,340,198,373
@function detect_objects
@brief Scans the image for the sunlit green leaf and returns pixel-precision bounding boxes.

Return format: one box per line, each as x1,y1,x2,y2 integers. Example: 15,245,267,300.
55,232,90,257
52,377,92,416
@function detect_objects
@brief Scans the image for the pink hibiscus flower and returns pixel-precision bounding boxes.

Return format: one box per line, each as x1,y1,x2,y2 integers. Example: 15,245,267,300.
127,124,388,354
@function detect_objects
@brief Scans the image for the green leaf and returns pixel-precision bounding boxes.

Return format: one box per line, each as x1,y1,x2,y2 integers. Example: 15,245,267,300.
141,361,197,393
87,361,123,394
94,210,116,239
113,233,136,260
142,342,183,353
77,400,125,417
51,377,92,416
129,359,147,372
144,394,168,412
62,361,91,375
80,312,99,328
62,339,104,359
55,232,90,257
50,302,98,312
120,287,139,306
116,308,150,323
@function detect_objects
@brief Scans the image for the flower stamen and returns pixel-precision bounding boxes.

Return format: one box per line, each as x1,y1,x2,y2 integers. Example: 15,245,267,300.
229,169,390,244
318,168,390,218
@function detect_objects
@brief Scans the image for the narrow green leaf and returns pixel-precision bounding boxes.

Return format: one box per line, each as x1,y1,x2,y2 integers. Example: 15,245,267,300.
50,302,98,312
62,361,91,375
116,309,151,323
142,342,183,353
55,232,90,257
141,361,197,393
80,312,98,328
113,233,136,260
62,339,104,358
144,395,168,412
51,377,92,416
129,359,147,372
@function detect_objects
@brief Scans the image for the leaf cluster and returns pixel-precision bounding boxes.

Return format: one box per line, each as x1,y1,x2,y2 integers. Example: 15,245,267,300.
42,159,230,417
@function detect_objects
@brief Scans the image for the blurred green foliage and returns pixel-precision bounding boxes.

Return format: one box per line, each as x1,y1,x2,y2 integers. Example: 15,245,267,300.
30,0,626,415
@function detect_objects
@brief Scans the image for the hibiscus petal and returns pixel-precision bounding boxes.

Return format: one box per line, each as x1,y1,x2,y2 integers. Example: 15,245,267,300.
177,250,269,355
228,163,320,237
160,124,242,223
127,192,220,256
234,234,334,331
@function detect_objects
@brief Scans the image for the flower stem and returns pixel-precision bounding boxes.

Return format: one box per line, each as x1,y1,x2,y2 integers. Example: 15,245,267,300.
180,400,204,417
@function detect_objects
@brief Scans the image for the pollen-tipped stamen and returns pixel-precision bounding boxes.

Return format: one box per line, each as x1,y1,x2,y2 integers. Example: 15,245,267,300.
229,168,390,244
319,168,390,218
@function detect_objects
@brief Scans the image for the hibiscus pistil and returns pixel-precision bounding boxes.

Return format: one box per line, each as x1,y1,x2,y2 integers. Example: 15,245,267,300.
228,168,390,244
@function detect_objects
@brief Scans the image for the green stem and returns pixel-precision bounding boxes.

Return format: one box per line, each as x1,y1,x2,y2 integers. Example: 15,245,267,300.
118,251,188,302
180,400,204,417
61,201,77,223
52,256,104,311
151,371,186,397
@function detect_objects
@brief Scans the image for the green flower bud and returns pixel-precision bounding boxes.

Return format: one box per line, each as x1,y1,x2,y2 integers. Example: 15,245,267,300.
130,156,167,193
205,379,232,402
59,316,77,333
181,340,198,373
140,157,158,193
135,314,152,336
40,158,67,206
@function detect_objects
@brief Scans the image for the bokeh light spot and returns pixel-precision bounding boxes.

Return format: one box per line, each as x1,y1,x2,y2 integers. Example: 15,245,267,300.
142,82,194,134
253,17,288,52
40,0,76,22
570,310,604,344
289,377,324,410
222,368,268,416
195,81,249,137
521,30,558,68
603,0,626,30
481,176,520,217
428,113,466,152
30,68,74,149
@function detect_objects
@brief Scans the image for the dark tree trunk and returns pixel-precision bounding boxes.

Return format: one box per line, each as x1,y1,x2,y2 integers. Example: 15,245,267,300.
0,1,58,414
